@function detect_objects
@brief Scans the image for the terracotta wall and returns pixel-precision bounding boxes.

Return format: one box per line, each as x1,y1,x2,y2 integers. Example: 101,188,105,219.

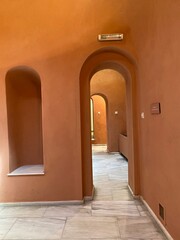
91,69,126,152
91,95,107,145
0,1,180,238
0,0,129,203
123,1,180,239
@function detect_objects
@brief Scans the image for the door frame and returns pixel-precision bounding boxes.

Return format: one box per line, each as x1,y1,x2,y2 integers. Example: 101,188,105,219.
79,46,139,199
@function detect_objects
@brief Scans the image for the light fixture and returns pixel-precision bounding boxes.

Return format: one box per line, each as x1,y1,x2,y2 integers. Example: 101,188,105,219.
98,33,123,41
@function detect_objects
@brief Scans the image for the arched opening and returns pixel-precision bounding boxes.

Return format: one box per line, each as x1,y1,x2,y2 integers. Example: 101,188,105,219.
5,66,44,175
90,95,107,146
80,47,139,199
90,69,127,153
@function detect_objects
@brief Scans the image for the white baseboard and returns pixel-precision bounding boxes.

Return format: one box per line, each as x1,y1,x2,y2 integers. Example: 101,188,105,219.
140,196,173,240
0,200,84,207
128,184,140,199
128,186,173,240
84,186,95,201
0,187,96,207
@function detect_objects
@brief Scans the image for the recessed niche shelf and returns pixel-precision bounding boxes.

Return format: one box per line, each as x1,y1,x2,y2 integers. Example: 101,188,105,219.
5,66,44,174
8,164,44,176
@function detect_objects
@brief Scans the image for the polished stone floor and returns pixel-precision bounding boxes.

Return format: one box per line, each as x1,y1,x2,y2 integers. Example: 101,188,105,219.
0,145,167,239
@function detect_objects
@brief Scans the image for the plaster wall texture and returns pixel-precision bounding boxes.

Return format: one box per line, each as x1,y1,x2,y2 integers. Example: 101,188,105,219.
0,0,132,202
123,1,180,239
0,1,180,238
0,0,132,203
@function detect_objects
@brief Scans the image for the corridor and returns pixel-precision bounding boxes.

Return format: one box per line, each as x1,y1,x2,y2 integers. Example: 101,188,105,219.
0,146,166,239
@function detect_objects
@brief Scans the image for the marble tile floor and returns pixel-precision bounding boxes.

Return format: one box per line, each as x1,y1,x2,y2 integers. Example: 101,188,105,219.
0,145,167,239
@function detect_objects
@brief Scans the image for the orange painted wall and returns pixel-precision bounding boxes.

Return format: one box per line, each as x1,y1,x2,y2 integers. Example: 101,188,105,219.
0,1,180,238
123,1,180,239
91,95,107,145
91,70,126,152
0,0,129,203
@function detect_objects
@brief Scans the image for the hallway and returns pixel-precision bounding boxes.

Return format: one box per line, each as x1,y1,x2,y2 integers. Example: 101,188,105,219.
0,146,166,239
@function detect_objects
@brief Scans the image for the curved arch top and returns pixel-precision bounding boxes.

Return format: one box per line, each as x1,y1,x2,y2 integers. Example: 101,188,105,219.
82,46,137,67
91,92,108,104
79,47,139,198
80,46,137,82
6,65,41,81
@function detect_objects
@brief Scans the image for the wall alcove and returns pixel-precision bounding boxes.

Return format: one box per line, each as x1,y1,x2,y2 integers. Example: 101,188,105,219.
5,66,44,176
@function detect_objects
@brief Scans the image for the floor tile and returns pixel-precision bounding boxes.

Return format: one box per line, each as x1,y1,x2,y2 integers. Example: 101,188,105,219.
44,205,91,217
0,145,167,240
0,206,47,218
93,175,109,182
0,218,17,239
137,204,150,217
118,216,166,239
94,187,112,196
0,207,4,213
93,195,113,201
94,180,127,189
112,188,134,201
92,201,140,217
4,218,65,239
62,216,120,239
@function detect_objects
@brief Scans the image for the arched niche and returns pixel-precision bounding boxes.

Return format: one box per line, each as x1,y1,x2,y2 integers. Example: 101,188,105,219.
80,47,139,198
5,66,44,175
90,94,107,145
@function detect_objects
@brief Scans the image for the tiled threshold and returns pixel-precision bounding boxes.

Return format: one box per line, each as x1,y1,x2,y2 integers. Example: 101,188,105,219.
7,164,44,176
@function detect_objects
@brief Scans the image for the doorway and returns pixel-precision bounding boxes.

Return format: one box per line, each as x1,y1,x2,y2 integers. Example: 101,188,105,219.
80,47,139,199
90,95,107,146
90,69,127,153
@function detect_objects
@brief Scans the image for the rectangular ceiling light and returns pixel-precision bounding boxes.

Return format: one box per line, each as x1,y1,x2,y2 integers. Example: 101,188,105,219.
98,33,123,41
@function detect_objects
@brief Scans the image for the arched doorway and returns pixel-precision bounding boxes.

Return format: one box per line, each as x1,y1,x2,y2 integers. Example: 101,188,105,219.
80,47,139,199
90,69,127,153
90,94,107,146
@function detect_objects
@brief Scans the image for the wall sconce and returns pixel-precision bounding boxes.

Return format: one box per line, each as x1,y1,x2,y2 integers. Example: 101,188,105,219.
98,33,123,41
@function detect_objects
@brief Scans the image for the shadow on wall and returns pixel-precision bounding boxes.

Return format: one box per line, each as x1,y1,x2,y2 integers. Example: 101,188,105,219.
5,66,44,173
